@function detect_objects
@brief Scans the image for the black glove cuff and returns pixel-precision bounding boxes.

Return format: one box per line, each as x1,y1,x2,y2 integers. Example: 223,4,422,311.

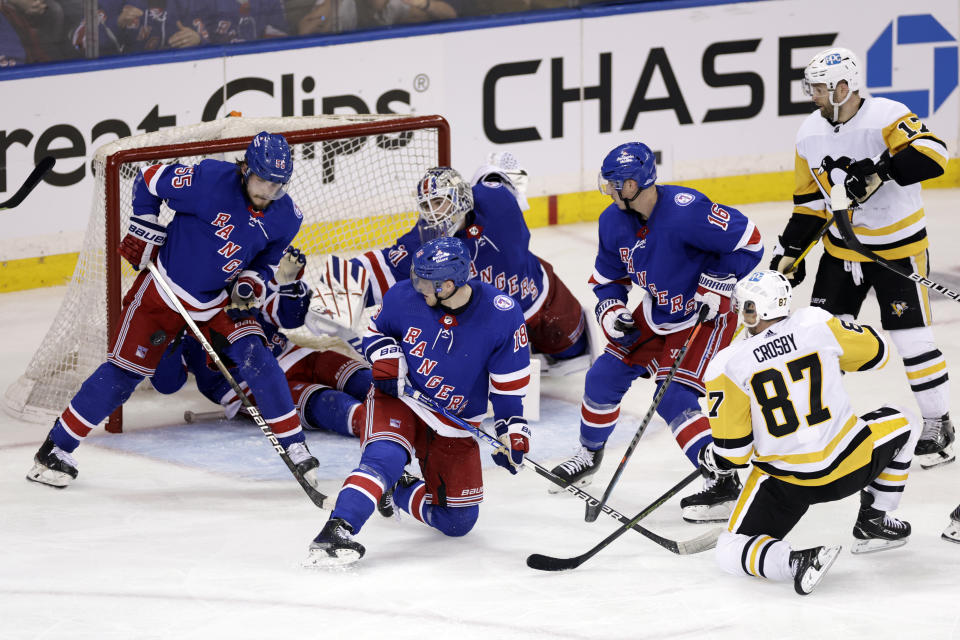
779,213,825,256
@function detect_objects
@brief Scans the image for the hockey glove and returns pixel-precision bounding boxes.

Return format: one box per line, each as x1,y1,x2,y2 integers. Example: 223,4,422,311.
119,215,166,270
596,298,640,347
276,246,307,284
844,151,892,204
492,416,531,474
368,339,408,398
276,280,313,328
769,242,806,286
226,271,265,322
694,273,736,322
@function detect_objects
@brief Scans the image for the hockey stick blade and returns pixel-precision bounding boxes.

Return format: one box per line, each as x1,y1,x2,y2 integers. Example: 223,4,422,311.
0,156,55,211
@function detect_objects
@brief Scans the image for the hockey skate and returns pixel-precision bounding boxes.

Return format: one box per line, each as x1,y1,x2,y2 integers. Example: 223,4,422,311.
377,471,421,519
547,445,604,494
852,492,911,554
680,470,741,523
941,504,960,544
26,435,78,488
305,518,366,567
915,413,955,469
286,441,322,492
790,545,842,595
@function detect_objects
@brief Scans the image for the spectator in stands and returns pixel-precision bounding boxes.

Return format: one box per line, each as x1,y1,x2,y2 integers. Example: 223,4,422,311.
0,0,76,63
69,0,210,57
358,0,456,27
210,0,288,43
285,0,357,34
0,10,25,65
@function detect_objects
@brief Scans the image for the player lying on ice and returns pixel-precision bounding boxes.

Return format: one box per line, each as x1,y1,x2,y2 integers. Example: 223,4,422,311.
705,270,920,595
150,246,373,441
333,160,590,375
27,132,325,492
549,141,764,524
305,236,532,567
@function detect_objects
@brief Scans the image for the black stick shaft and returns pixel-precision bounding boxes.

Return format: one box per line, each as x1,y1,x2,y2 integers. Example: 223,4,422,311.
0,156,55,210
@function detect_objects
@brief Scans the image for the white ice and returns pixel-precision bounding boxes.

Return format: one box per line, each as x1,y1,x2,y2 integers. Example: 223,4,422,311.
2,192,960,640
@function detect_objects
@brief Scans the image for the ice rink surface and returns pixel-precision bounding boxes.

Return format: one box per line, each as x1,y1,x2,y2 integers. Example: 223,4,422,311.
2,191,960,639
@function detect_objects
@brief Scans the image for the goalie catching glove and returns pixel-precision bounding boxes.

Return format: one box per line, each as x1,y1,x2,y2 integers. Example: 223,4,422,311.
367,337,408,398
119,215,166,270
226,270,265,321
491,416,531,474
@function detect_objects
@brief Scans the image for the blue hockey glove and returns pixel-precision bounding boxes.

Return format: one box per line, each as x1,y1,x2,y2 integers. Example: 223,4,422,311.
596,298,640,346
368,338,408,398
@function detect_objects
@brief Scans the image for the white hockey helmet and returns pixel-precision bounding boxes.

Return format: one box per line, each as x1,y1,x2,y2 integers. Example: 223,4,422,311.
415,167,474,243
733,270,792,329
803,47,861,97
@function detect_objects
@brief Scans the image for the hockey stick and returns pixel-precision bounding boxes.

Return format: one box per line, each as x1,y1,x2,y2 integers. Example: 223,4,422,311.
405,388,719,555
183,409,228,423
0,156,55,210
584,304,711,523
527,469,709,571
147,262,328,509
810,170,960,303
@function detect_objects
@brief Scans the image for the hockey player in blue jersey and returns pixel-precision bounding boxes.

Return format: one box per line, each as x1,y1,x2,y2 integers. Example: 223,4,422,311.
27,131,325,492
549,142,764,523
351,166,588,365
306,236,532,566
150,247,372,439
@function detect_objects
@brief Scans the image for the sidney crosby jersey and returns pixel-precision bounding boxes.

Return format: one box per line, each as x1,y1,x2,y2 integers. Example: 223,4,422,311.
590,184,763,334
363,280,530,438
133,158,302,319
354,181,548,320
705,306,893,486
793,96,949,262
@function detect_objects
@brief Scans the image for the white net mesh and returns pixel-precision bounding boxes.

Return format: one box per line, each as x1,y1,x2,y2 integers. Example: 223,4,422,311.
5,114,445,426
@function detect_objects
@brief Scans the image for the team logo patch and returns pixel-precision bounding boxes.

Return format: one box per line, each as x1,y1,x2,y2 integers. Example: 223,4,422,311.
440,314,458,329
494,294,515,310
674,192,695,206
466,224,483,238
149,330,167,346
294,204,303,219
481,180,502,189
891,300,910,317
136,345,148,359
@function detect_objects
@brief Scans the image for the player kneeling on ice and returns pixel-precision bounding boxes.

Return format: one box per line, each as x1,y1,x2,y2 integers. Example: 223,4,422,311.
550,141,763,524
307,236,531,567
26,132,324,491
150,246,373,441
705,271,921,595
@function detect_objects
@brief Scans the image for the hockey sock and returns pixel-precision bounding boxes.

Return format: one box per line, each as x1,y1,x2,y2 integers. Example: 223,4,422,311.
549,330,589,360
331,440,407,533
229,336,302,448
716,531,793,582
54,362,144,452
579,353,641,448
342,366,373,401
888,328,950,419
307,350,372,401
659,384,712,466
304,388,362,438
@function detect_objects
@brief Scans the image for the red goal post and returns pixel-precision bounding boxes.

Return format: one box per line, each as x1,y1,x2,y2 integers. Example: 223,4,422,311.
5,114,450,433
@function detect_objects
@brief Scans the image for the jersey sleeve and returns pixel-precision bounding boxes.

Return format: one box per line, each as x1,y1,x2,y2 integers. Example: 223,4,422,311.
792,150,830,219
705,368,754,467
487,306,531,423
589,208,633,302
826,317,889,372
686,199,764,279
353,227,420,304
132,161,209,219
881,112,949,184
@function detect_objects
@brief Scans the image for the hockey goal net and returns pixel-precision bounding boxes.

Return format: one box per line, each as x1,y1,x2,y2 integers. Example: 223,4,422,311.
5,114,450,432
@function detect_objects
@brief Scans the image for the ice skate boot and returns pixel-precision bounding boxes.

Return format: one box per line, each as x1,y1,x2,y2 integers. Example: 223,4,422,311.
377,471,420,518
941,504,960,544
26,435,78,488
306,518,366,567
548,445,604,494
915,413,955,469
680,469,741,523
852,492,911,554
790,545,841,595
286,441,322,492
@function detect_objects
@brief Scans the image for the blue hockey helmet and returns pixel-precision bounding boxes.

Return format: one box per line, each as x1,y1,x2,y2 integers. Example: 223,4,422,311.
411,236,472,296
597,142,656,202
244,131,293,200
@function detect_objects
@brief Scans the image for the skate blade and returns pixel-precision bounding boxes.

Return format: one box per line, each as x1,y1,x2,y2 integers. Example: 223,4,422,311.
681,504,733,524
797,545,842,595
918,450,955,470
547,475,594,495
302,547,363,569
850,537,908,554
25,464,72,488
941,523,960,544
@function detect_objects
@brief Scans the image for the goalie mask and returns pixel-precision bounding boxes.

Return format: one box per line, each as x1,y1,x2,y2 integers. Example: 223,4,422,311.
733,270,792,330
803,47,861,121
244,131,293,202
415,167,474,243
411,236,471,297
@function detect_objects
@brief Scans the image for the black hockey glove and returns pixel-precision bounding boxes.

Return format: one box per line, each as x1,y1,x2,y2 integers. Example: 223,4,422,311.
844,151,893,204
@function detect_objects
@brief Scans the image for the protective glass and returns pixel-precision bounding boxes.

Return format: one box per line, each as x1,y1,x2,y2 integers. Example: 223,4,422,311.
245,170,289,201
410,264,441,297
597,172,619,196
